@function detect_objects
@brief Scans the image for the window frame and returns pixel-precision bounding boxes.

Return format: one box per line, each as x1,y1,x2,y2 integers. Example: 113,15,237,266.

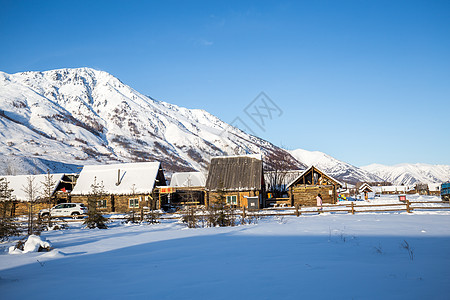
226,195,237,205
129,198,139,208
97,199,107,209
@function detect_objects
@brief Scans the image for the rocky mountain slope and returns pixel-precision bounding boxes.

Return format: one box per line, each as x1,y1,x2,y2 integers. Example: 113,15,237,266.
0,68,304,175
289,148,383,184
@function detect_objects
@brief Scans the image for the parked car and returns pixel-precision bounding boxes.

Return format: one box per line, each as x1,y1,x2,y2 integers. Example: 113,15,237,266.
39,203,88,218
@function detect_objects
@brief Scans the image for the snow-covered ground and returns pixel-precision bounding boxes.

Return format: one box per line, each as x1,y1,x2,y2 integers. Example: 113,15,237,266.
1,195,450,299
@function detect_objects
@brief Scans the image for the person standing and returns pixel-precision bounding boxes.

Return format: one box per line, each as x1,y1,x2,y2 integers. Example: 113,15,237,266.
316,193,323,211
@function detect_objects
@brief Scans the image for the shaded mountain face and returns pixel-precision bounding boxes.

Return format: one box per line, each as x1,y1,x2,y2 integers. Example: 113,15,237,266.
361,163,450,186
0,68,304,175
289,148,383,185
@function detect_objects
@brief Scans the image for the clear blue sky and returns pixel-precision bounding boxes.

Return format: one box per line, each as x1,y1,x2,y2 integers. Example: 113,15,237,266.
1,0,449,166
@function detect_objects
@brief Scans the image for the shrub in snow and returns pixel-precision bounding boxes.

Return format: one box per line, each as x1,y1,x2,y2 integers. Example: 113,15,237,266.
9,235,51,254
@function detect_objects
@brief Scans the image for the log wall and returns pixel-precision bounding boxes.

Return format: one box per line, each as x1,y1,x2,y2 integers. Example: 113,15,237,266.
71,194,152,213
207,190,260,208
291,185,336,206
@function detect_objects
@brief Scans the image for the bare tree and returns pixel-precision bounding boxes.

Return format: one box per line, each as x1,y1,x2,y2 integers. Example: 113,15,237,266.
41,170,56,228
22,176,42,235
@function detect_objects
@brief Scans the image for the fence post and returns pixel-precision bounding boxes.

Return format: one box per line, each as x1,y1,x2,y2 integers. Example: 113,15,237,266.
351,202,355,215
242,206,246,219
406,200,411,213
295,204,300,217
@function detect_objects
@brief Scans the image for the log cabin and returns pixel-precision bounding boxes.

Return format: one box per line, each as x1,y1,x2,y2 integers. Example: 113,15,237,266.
71,162,166,213
358,183,373,200
287,165,342,206
1,173,72,216
205,155,264,209
156,172,206,209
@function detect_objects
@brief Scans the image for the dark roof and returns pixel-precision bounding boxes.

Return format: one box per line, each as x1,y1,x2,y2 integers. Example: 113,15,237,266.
206,156,263,191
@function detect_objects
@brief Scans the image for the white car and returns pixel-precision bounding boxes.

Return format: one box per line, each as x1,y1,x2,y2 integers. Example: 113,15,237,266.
39,203,88,218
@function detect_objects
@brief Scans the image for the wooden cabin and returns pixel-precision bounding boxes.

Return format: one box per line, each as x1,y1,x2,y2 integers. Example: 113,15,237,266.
1,173,68,216
71,162,166,213
358,183,373,200
287,165,342,206
205,155,264,209
156,172,206,209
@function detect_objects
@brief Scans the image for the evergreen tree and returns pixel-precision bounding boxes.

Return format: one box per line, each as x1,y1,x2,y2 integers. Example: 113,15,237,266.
83,177,108,229
0,177,19,241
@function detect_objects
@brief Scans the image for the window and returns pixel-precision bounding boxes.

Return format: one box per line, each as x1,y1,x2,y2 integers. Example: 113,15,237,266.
97,200,107,208
129,198,139,208
226,195,237,205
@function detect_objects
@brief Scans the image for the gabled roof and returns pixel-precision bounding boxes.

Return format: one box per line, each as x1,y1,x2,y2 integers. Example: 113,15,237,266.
71,162,164,195
2,173,65,202
359,183,373,193
206,155,263,191
286,165,342,188
170,172,206,187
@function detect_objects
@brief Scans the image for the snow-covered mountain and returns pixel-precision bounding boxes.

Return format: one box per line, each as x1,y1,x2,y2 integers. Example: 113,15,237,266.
289,148,383,184
0,68,305,175
361,163,450,186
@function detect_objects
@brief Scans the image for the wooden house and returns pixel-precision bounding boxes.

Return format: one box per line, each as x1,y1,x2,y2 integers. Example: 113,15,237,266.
205,155,264,209
286,165,342,206
2,173,68,216
71,162,166,213
358,183,373,200
156,172,206,209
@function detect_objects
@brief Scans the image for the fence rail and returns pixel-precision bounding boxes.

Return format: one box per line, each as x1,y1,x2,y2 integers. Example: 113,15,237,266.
12,200,450,225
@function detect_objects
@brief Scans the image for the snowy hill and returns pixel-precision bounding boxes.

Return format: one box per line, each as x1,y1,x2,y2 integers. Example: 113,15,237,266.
289,148,383,184
0,68,304,175
361,163,450,186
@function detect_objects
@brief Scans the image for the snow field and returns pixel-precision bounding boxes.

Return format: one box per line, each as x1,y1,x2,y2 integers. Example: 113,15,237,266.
1,209,450,299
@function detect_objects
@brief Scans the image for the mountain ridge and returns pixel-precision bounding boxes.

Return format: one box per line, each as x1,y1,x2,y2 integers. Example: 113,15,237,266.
1,67,448,186
0,67,304,175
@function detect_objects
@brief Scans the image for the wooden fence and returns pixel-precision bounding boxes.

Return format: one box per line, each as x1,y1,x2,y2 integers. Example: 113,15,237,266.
13,200,448,225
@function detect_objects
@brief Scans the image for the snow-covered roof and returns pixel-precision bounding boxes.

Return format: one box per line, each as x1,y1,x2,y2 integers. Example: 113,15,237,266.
170,172,206,187
286,165,343,188
372,185,414,193
1,174,65,202
359,183,373,193
71,162,163,195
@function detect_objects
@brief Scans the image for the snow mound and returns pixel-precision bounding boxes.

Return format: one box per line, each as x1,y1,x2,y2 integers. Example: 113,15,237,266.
8,235,51,254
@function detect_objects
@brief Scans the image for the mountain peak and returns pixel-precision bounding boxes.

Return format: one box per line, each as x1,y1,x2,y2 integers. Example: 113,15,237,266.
0,67,304,175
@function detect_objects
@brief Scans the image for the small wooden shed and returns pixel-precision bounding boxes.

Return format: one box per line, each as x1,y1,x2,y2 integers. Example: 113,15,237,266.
205,155,264,209
158,172,206,208
287,165,342,206
71,162,166,213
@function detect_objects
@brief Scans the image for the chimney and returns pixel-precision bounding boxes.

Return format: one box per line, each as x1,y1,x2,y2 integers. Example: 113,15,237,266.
116,169,121,186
